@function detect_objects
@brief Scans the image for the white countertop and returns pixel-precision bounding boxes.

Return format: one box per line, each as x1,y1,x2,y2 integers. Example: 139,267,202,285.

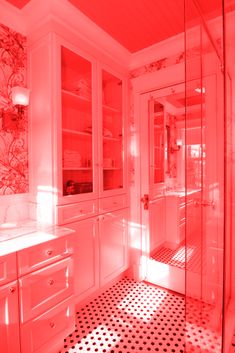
0,220,74,256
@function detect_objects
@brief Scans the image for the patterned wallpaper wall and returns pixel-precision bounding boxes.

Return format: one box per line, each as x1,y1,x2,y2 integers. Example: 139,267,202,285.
0,24,28,195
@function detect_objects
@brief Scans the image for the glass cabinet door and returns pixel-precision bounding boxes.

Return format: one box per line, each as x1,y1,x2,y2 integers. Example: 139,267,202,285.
61,46,93,197
149,99,165,186
102,70,124,192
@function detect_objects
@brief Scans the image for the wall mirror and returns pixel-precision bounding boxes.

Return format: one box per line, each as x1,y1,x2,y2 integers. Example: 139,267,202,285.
148,80,204,189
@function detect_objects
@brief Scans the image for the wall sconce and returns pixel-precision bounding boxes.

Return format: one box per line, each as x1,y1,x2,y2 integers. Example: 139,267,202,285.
11,86,30,117
171,139,183,153
1,86,30,129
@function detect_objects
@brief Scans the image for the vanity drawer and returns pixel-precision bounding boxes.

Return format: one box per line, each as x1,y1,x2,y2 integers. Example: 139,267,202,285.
17,236,74,276
21,297,74,353
19,257,74,323
57,200,97,224
99,194,128,213
0,253,17,285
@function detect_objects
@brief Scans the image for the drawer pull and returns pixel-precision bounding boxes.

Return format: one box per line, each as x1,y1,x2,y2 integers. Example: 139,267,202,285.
49,321,56,329
48,279,55,286
80,209,83,213
46,250,53,256
9,287,16,294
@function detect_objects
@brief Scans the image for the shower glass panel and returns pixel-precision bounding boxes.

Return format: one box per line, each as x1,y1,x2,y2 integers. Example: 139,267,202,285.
184,1,224,352
223,1,235,352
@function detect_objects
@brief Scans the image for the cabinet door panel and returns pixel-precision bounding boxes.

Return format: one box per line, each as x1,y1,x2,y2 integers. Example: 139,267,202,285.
67,218,99,302
19,257,74,322
0,281,20,353
0,253,17,285
101,70,125,194
99,209,128,286
61,46,96,200
21,297,74,353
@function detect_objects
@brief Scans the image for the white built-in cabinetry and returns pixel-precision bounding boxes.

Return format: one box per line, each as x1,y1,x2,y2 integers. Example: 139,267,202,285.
70,207,128,303
0,236,75,353
29,31,129,304
0,253,20,353
29,33,128,221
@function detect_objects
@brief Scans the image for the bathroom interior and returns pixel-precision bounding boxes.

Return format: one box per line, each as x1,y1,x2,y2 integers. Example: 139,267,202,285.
0,0,235,352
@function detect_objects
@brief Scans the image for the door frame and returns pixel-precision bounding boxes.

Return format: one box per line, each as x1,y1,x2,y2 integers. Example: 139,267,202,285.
130,63,185,281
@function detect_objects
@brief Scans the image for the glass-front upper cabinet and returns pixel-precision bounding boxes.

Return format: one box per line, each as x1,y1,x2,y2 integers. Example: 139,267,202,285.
102,70,124,192
61,46,94,197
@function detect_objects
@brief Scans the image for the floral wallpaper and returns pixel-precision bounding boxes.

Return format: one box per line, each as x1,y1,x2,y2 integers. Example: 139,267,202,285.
129,51,185,79
0,24,28,195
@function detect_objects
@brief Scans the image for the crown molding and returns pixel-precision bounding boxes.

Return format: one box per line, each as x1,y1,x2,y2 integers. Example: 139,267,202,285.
21,0,131,70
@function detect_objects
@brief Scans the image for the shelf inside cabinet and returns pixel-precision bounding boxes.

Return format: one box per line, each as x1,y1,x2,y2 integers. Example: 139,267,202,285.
102,104,121,114
62,89,92,111
63,167,92,171
62,128,92,138
103,136,122,142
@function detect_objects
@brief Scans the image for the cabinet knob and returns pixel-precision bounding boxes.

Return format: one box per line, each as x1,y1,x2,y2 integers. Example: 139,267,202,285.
48,279,55,286
9,287,16,294
79,209,83,213
49,321,56,328
46,249,53,256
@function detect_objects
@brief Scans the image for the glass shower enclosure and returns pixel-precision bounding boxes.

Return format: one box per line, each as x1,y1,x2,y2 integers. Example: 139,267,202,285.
185,1,234,352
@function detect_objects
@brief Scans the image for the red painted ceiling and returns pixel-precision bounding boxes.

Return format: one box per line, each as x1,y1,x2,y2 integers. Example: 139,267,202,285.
6,0,224,52
6,0,30,9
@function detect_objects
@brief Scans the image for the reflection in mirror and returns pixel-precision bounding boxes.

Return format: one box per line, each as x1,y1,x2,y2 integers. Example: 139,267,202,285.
148,80,206,191
153,101,164,183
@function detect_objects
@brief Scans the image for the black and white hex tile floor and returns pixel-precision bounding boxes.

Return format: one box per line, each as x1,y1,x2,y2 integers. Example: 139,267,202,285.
58,278,233,353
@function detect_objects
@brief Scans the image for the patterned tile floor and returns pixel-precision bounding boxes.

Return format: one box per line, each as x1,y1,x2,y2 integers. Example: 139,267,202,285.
151,242,202,272
58,278,230,353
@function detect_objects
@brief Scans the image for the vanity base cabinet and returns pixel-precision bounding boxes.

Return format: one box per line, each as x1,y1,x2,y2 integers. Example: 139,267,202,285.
21,297,74,353
0,280,20,353
0,235,75,353
18,238,75,353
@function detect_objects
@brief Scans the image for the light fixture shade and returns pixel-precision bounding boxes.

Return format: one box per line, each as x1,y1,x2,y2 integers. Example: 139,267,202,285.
176,139,183,146
12,86,30,106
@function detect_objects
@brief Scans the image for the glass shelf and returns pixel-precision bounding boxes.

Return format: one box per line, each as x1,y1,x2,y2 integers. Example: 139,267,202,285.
102,103,121,114
62,129,92,137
